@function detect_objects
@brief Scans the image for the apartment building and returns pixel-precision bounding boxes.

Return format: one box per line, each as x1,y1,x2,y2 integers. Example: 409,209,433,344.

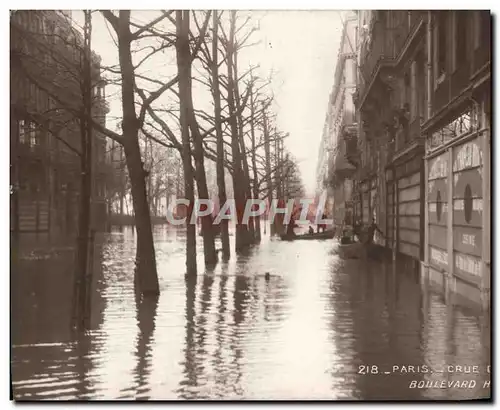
10,10,110,234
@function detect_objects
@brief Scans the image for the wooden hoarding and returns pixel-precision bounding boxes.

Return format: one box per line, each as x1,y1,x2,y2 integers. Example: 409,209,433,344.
386,180,395,248
427,152,449,272
397,173,422,260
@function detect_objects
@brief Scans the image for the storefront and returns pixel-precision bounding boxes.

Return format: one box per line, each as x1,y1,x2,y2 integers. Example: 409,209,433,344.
424,104,490,307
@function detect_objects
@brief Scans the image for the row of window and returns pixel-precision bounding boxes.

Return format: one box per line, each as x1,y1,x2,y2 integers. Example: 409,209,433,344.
15,118,108,164
435,11,490,79
359,11,489,85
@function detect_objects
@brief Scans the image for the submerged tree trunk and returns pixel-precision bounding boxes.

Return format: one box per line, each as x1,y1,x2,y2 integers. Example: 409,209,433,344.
178,10,217,266
263,108,274,236
274,132,284,235
249,86,261,242
227,11,249,252
176,10,197,277
117,11,159,295
233,49,254,243
123,139,159,294
212,11,230,260
119,145,125,218
73,10,93,327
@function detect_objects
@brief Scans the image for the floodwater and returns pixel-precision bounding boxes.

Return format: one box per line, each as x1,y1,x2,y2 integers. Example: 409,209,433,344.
11,225,491,400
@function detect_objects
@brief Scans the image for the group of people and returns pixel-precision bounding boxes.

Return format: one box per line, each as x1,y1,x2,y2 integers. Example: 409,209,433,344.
283,212,330,237
283,210,329,237
284,208,385,246
307,213,328,235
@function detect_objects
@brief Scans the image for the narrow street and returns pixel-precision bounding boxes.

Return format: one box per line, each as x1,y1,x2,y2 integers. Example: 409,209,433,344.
11,226,490,400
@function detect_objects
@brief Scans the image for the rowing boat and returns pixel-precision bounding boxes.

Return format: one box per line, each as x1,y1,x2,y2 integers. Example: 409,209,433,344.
280,229,335,241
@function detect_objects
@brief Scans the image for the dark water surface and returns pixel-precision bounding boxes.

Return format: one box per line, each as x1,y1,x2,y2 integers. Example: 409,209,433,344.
11,226,491,400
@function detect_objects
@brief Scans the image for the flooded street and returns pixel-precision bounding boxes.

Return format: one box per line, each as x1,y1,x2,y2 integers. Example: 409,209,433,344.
11,226,490,400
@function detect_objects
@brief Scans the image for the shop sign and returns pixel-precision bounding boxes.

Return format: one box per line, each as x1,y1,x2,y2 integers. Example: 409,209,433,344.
453,140,482,172
428,154,448,180
430,247,448,268
454,253,481,277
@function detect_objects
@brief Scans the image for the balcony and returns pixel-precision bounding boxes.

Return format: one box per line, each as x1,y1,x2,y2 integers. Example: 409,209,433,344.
358,17,397,108
358,11,427,111
342,124,360,167
359,27,395,90
334,154,357,180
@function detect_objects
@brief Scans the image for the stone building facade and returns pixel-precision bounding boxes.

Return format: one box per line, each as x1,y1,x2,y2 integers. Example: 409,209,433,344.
316,12,358,228
10,10,110,235
354,10,491,307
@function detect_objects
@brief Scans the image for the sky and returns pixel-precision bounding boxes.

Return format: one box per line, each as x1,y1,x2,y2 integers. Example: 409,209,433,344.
73,10,344,195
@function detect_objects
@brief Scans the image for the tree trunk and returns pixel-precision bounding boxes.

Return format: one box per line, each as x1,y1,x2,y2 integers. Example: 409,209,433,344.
233,49,254,242
274,132,284,235
227,11,249,252
263,108,274,236
124,139,159,294
178,10,217,266
117,11,159,296
176,10,197,277
212,11,230,260
249,85,261,242
176,161,181,198
73,10,93,328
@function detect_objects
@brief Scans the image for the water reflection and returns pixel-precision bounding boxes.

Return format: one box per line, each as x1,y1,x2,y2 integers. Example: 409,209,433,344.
11,226,490,400
134,294,158,400
177,276,198,399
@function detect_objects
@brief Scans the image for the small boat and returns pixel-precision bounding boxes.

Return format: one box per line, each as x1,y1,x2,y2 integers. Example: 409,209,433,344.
280,229,335,241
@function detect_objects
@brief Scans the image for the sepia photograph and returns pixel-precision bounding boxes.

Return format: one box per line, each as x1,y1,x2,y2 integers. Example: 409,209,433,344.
9,7,492,401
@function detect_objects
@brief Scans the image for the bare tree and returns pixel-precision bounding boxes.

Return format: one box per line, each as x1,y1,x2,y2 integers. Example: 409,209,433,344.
175,10,200,276
224,11,250,251
97,10,186,296
210,10,230,259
